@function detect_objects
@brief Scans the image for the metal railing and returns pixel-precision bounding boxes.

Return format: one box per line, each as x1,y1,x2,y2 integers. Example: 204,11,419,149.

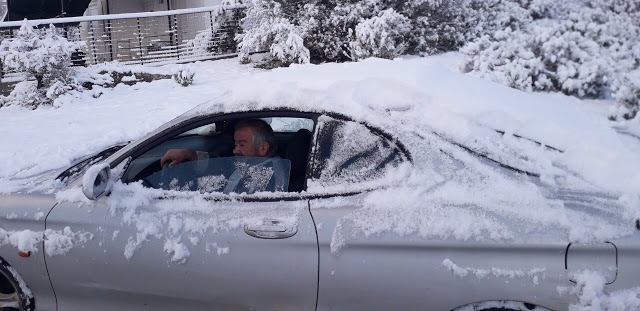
0,5,245,69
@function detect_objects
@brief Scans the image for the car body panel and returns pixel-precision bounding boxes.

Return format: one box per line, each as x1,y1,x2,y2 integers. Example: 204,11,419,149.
0,194,57,311
310,195,579,311
46,184,318,311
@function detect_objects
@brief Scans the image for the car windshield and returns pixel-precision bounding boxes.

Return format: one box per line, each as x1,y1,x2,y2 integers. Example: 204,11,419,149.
143,157,291,194
56,144,126,184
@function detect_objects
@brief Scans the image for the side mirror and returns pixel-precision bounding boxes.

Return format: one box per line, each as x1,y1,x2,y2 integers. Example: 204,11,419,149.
82,163,112,200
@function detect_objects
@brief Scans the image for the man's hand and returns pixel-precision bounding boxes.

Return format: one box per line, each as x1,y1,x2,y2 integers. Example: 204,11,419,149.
160,149,198,168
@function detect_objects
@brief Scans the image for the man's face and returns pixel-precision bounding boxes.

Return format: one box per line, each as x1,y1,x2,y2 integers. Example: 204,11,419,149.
233,126,268,157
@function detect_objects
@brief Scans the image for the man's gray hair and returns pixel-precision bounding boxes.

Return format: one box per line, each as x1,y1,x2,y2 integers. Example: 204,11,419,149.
236,119,277,156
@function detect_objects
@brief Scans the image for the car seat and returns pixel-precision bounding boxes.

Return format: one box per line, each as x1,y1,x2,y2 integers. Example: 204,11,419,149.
285,129,312,192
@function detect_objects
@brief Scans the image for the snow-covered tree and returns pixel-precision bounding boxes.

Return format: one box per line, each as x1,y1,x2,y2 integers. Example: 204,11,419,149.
236,0,480,64
0,20,83,108
296,1,345,62
401,0,470,55
611,74,640,119
236,0,309,67
350,8,411,60
461,0,640,118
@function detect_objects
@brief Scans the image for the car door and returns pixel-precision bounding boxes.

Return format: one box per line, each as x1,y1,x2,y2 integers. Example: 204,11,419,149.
307,116,573,311
45,113,319,311
0,194,58,311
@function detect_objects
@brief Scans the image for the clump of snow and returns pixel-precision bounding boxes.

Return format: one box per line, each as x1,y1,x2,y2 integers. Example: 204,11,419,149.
163,238,191,264
0,229,42,253
56,185,92,204
173,64,196,87
442,258,546,285
0,227,92,255
44,226,93,256
205,242,230,256
188,236,199,246
34,212,44,220
559,270,640,311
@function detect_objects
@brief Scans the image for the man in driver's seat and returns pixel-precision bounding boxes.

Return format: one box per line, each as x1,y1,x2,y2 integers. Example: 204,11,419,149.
161,119,277,166
160,119,285,194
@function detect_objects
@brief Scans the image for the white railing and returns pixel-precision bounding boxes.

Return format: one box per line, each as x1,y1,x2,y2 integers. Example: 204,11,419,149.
0,5,246,68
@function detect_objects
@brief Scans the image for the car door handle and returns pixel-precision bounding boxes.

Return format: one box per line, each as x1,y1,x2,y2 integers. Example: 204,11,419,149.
245,224,287,232
244,220,297,239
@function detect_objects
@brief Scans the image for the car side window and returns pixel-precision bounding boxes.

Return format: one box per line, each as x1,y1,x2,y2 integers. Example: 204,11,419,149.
122,116,315,194
309,116,407,189
143,157,291,194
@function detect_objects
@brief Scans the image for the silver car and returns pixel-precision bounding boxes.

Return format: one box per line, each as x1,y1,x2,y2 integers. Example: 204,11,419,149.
1,105,638,311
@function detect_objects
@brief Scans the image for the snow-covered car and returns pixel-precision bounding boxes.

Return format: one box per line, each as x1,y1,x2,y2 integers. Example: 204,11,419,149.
1,101,639,311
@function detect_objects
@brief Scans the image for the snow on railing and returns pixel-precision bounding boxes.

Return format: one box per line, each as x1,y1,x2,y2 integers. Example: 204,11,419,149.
0,5,245,72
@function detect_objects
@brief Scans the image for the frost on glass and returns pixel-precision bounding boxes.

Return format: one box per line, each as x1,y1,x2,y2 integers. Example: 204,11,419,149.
312,117,405,188
146,157,290,194
196,175,227,193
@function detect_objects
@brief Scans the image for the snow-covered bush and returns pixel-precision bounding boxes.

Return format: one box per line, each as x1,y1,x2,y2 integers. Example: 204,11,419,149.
236,0,309,68
0,20,84,108
461,0,640,118
610,74,640,119
238,0,475,64
4,81,43,108
401,0,470,55
186,28,218,56
350,9,411,60
173,65,196,87
463,0,552,42
186,2,245,56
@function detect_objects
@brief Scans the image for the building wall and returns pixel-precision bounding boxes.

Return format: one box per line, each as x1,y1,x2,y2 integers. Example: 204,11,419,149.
81,0,226,63
166,0,222,10
108,0,144,14
86,0,222,15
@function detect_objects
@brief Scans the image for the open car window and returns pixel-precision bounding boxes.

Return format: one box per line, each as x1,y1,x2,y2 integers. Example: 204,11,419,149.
143,157,291,194
121,115,315,194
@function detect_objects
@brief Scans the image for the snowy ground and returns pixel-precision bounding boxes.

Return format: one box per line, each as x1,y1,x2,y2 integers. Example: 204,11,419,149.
0,57,264,192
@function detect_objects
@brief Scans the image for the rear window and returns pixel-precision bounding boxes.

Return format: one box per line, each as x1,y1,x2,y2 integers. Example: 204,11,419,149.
309,116,407,189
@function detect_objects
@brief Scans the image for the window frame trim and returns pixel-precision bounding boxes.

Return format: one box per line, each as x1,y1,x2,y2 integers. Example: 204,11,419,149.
101,109,413,203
